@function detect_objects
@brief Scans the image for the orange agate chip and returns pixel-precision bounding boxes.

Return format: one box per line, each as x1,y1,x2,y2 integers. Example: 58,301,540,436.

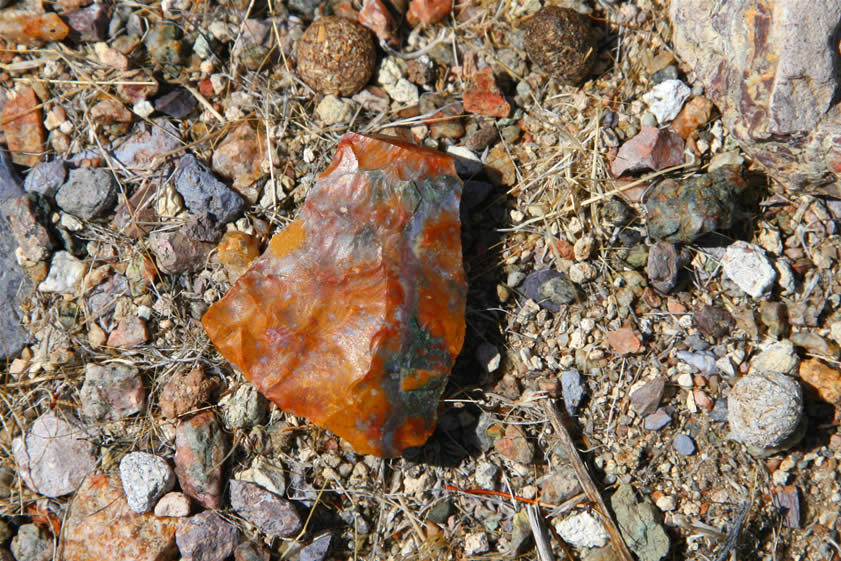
202,133,466,457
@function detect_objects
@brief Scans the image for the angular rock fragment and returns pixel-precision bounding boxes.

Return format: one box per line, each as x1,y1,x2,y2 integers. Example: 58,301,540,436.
1,87,46,167
203,133,466,457
645,167,746,242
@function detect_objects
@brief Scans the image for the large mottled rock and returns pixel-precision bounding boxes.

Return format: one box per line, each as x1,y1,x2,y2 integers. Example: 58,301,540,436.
12,412,97,497
174,412,229,509
203,133,466,457
670,0,841,194
61,473,179,561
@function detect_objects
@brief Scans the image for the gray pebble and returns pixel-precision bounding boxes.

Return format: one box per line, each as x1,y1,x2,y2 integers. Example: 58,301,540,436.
672,434,696,456
561,369,584,416
23,160,66,198
710,398,728,422
10,524,52,561
55,167,118,220
728,371,803,449
522,269,576,312
644,408,672,431
173,153,244,224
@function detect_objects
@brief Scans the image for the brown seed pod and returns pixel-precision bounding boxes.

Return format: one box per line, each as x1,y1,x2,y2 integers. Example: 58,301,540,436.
295,16,377,97
521,6,597,86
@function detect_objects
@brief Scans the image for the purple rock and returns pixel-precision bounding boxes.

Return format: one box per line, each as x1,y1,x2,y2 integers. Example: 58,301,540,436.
229,480,302,538
173,154,244,224
64,3,110,43
647,241,679,293
176,511,238,561
154,89,197,118
630,377,665,417
23,160,66,198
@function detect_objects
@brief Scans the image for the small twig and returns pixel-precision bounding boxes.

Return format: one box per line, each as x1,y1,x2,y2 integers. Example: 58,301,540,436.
526,505,554,561
543,399,635,561
183,84,226,124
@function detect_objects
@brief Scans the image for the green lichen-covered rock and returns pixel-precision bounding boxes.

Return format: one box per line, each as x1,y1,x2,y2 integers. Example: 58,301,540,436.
610,484,670,561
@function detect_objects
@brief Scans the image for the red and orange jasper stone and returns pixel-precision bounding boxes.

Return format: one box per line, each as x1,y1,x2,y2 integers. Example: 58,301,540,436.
202,133,466,457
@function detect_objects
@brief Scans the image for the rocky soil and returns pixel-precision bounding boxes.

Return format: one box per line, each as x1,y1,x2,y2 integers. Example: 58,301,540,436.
0,0,840,560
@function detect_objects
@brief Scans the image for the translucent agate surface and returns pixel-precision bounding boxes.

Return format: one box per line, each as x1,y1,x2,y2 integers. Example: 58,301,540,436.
202,133,466,456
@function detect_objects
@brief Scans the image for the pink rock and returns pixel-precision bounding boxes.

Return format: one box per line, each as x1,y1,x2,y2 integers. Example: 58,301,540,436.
80,363,146,421
463,67,510,119
229,480,302,538
493,424,534,464
60,473,178,561
154,492,192,518
359,0,396,42
176,511,238,561
174,412,229,509
611,126,685,177
12,412,96,498
106,316,149,348
211,122,266,203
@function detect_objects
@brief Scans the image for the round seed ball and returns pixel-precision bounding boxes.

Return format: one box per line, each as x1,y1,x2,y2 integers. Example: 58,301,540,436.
521,6,597,85
296,16,377,96
728,371,804,449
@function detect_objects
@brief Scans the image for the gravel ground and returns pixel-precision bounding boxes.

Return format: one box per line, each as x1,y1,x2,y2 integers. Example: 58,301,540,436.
1,0,840,560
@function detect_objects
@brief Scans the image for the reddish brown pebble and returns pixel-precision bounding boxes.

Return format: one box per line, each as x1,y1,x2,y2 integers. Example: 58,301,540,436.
296,16,376,96
211,122,266,202
159,365,218,419
217,231,260,279
693,389,713,410
1,87,45,167
521,6,597,85
670,96,714,139
407,0,452,25
607,324,642,355
493,424,534,464
90,99,133,124
799,358,841,408
0,12,68,45
463,67,510,118
611,126,685,177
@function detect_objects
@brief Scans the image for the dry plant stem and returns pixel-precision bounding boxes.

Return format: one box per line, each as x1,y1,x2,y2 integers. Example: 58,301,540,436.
543,398,635,561
527,504,555,561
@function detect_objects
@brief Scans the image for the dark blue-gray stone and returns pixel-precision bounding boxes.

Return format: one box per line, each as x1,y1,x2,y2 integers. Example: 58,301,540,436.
173,154,244,224
55,167,118,220
0,148,29,359
521,269,576,312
